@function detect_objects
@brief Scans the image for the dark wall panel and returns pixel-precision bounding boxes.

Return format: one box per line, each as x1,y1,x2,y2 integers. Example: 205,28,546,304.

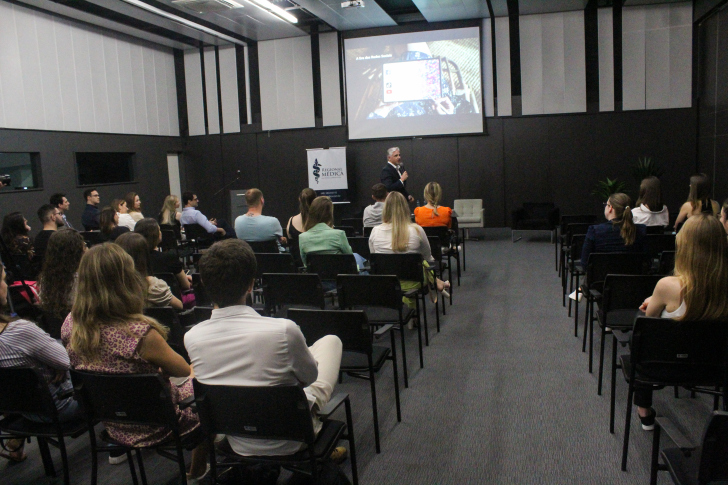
183,135,225,222
457,127,505,227
411,137,459,207
0,129,183,234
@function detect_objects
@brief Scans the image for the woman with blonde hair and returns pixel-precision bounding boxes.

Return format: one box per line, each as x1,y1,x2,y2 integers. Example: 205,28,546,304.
61,243,208,481
632,176,669,227
124,192,145,223
158,195,182,227
581,193,647,266
414,182,453,228
369,191,450,307
111,198,136,230
674,173,720,230
635,214,728,429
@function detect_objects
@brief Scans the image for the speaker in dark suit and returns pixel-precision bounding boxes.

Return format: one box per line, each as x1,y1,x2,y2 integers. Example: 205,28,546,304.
380,147,413,202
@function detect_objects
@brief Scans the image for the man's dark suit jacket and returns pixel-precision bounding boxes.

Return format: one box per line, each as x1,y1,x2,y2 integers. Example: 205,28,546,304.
380,163,409,199
81,204,100,231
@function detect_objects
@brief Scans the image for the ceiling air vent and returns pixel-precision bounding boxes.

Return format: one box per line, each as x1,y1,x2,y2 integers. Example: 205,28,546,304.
172,0,243,14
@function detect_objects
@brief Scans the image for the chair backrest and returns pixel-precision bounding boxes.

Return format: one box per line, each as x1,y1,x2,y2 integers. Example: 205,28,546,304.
341,218,364,236
659,250,675,275
143,306,187,360
306,253,358,281
453,199,483,218
255,253,297,278
261,273,326,311
0,367,57,417
422,226,452,248
645,225,667,235
566,223,594,244
427,237,443,261
70,370,179,429
192,381,315,444
601,274,663,313
560,214,598,234
159,228,179,252
183,224,213,246
190,272,211,306
81,231,104,247
39,310,64,340
347,237,371,259
698,411,728,483
287,309,371,354
160,223,182,241
585,252,647,287
245,239,279,253
569,234,587,263
154,272,182,299
369,253,425,283
337,274,403,311
630,317,728,387
335,226,356,237
645,234,676,260
363,226,374,237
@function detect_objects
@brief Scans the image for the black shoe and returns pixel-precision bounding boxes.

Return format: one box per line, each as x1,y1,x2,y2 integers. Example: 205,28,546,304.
639,408,656,431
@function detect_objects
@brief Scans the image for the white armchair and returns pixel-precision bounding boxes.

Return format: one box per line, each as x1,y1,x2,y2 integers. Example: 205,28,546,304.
453,199,484,272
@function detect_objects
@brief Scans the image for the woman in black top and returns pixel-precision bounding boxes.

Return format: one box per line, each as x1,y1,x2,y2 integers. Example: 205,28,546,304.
98,206,129,242
674,173,720,230
135,218,191,292
286,188,316,265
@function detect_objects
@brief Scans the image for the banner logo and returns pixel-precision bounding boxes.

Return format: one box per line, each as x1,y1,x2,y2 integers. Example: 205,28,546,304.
312,159,321,183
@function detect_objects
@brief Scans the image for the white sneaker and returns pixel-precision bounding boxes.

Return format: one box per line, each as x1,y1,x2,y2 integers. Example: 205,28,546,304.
109,453,128,465
568,290,583,302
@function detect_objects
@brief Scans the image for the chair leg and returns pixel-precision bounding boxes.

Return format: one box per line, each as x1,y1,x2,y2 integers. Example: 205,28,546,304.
422,296,430,347
582,297,590,353
399,319,409,388
574,275,580,337
434,293,440,333
127,451,139,485
568,269,574,317
415,299,424,369
455,249,461,286
344,398,359,485
621,384,635,471
390,331,401,422
136,449,149,485
461,229,466,272
58,434,70,485
175,438,188,485
598,327,607,395
38,437,56,477
369,368,381,453
650,424,662,485
610,335,618,434
589,307,595,374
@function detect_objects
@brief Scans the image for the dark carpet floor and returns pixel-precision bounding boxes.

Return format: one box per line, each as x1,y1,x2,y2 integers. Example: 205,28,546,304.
2,230,715,484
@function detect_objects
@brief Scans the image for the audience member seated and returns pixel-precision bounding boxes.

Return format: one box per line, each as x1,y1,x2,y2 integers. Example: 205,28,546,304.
674,173,720,230
99,206,130,242
50,192,74,229
112,198,136,231
581,193,647,266
81,188,101,231
369,191,450,308
38,230,86,335
184,239,345,458
286,187,316,244
631,176,669,227
298,196,354,267
720,199,728,237
158,195,182,232
363,183,387,228
180,191,228,239
414,182,453,228
61,243,208,482
116,232,183,310
125,192,145,224
0,264,83,463
635,214,728,430
34,204,64,266
135,218,192,292
1,211,35,261
234,188,286,249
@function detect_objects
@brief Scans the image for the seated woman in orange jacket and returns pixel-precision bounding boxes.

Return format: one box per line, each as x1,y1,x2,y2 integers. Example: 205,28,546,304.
414,182,453,228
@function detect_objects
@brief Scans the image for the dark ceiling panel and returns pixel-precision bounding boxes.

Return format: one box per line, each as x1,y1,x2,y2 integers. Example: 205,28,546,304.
518,0,588,15
294,0,397,30
411,0,490,22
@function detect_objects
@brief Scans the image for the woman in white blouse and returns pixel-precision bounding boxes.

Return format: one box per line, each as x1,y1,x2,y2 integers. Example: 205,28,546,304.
112,198,137,230
631,176,669,227
369,191,450,308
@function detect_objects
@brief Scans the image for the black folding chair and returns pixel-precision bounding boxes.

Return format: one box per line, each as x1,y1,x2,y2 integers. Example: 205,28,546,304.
337,274,418,387
335,226,356,237
246,239,280,253
619,317,728,471
341,218,364,236
183,224,214,250
566,234,587,323
645,225,667,235
70,370,205,485
558,215,597,273
144,306,190,362
650,411,728,485
154,272,183,300
427,236,452,312
561,222,595,300
645,234,676,265
0,367,87,485
255,252,298,276
190,272,211,306
289,309,400,454
306,253,360,283
369,253,437,346
347,237,371,260
659,251,676,275
424,225,457,293
192,381,358,485
363,226,374,237
262,273,327,317
81,231,105,248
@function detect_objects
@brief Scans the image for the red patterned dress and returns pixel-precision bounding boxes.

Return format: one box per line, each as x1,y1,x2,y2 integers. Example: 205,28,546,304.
61,315,199,447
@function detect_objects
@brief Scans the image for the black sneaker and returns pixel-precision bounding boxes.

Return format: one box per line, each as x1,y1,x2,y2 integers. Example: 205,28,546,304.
639,408,656,431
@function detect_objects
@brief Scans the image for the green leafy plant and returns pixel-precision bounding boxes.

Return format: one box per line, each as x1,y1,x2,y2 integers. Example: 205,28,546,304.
632,157,664,183
592,177,627,200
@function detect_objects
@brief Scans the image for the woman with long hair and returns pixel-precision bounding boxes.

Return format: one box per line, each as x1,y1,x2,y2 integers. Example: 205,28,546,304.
1,211,34,260
112,198,136,230
369,191,450,308
581,193,647,266
135,218,191,292
99,206,130,242
60,243,208,481
158,195,182,227
635,214,728,429
720,199,728,236
0,264,83,463
674,173,720,229
38,230,86,336
414,182,453,228
124,192,144,223
632,176,669,227
115,232,183,310
286,188,316,264
298,196,353,267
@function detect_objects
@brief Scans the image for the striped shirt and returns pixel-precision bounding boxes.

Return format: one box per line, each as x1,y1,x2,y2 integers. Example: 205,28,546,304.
0,319,74,412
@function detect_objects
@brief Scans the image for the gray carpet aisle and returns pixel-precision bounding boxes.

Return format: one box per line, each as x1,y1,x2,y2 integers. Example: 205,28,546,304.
2,232,715,484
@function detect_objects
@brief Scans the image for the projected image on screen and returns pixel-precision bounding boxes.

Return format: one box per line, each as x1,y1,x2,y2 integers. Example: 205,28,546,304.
345,27,483,140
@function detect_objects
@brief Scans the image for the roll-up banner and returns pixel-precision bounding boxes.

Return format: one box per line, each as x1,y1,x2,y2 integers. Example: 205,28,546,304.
306,147,349,203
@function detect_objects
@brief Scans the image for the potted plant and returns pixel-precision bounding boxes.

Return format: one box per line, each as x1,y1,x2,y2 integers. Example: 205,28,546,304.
592,177,627,200
632,156,664,183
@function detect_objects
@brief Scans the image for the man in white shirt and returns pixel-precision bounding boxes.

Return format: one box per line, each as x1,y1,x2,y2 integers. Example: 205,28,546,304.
184,239,343,457
363,183,388,228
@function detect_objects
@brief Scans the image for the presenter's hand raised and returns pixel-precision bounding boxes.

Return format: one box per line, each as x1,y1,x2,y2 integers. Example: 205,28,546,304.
400,171,409,182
